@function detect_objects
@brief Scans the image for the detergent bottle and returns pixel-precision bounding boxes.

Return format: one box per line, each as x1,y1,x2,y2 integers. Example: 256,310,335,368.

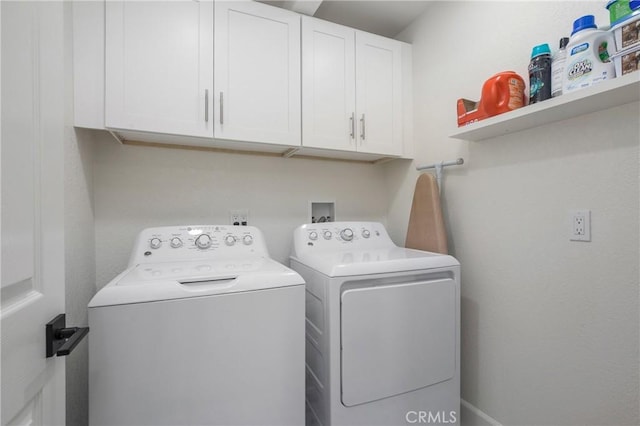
563,15,616,93
456,71,525,127
528,43,553,104
551,37,570,97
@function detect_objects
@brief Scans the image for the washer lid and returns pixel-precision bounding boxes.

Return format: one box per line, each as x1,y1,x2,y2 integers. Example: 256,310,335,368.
291,247,459,277
88,257,304,307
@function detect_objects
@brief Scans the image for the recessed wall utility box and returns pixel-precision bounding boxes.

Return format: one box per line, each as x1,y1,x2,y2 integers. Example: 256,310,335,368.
310,201,335,223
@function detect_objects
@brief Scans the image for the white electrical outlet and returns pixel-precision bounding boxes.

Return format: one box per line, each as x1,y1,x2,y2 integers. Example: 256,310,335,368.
570,209,591,242
229,209,249,226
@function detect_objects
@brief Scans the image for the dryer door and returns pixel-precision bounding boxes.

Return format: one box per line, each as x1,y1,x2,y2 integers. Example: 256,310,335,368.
340,278,456,407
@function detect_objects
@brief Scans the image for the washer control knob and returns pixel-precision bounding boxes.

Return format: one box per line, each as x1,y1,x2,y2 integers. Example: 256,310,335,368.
170,237,183,248
340,228,354,241
225,235,236,246
195,234,212,249
149,238,162,249
323,231,332,240
309,231,318,241
362,229,371,239
242,235,253,246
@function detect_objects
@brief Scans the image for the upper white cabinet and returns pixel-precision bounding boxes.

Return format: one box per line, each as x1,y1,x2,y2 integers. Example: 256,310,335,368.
76,1,411,160
355,31,403,156
302,18,355,152
302,17,404,157
105,1,214,138
214,2,301,147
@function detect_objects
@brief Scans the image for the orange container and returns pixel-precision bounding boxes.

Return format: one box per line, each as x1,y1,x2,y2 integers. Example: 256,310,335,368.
457,71,525,127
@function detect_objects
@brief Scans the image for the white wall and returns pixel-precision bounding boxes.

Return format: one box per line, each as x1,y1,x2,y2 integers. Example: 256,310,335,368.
92,133,392,288
389,1,639,425
65,129,96,426
64,129,95,426
64,3,96,424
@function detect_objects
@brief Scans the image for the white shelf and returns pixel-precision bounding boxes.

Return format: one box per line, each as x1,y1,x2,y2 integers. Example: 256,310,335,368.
450,72,640,142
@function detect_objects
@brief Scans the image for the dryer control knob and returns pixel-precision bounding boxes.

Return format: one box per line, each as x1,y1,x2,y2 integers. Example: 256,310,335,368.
242,235,253,245
362,229,370,238
149,238,162,249
309,231,318,241
170,237,183,248
195,234,212,249
225,235,236,246
323,231,332,240
340,228,354,241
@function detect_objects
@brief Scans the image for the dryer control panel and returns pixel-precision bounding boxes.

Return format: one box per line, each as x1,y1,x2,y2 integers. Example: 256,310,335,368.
292,222,394,255
129,225,269,266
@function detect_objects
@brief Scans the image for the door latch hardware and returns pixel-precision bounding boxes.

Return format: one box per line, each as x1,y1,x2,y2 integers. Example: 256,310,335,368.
45,314,89,358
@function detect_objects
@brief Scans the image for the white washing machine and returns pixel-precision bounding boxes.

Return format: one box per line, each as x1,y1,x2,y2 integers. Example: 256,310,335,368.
290,222,460,426
89,225,305,426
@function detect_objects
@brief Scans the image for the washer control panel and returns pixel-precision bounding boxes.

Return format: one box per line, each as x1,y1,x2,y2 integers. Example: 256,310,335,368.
293,221,393,254
130,225,268,266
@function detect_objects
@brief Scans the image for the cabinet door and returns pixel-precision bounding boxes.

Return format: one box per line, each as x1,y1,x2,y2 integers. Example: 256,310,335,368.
105,1,213,138
301,17,356,151
215,1,300,146
355,32,403,156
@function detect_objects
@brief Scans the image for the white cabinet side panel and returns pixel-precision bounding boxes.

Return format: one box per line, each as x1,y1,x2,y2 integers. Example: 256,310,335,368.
72,1,104,129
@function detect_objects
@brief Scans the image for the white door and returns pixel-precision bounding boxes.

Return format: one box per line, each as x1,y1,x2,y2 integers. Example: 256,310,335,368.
355,31,403,156
1,1,66,425
301,17,356,151
214,1,301,146
105,1,214,138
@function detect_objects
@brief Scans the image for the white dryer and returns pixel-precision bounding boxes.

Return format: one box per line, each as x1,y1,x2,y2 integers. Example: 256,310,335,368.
290,222,460,426
89,225,305,426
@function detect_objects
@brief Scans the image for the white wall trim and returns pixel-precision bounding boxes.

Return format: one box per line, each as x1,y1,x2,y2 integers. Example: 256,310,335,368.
460,399,502,426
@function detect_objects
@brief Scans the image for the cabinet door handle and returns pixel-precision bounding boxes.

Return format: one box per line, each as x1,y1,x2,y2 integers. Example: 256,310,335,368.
205,90,209,123
360,114,366,141
349,113,355,139
220,92,224,125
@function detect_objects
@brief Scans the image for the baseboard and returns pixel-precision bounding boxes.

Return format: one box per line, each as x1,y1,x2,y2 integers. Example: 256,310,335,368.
460,399,502,426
